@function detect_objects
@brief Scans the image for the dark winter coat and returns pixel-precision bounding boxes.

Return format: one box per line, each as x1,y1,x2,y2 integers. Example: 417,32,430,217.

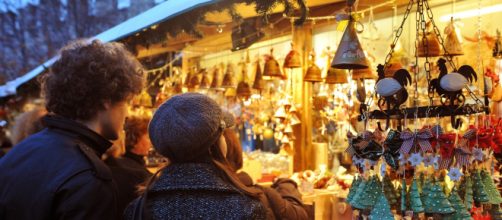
238,172,310,220
124,162,266,220
105,151,152,216
0,115,118,220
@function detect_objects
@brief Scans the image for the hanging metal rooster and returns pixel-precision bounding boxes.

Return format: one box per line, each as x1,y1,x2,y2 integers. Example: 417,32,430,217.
429,58,477,106
375,64,412,111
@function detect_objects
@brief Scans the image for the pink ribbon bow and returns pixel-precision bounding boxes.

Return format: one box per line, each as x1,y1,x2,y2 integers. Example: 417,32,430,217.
400,128,433,154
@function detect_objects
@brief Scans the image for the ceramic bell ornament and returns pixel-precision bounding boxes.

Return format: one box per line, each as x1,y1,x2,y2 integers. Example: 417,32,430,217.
221,63,236,88
290,114,301,125
274,106,287,119
252,60,265,91
263,48,283,79
331,17,369,69
417,21,441,57
284,42,302,69
199,73,211,89
184,69,194,88
236,67,252,99
444,18,463,56
325,47,348,84
304,51,323,82
210,67,222,90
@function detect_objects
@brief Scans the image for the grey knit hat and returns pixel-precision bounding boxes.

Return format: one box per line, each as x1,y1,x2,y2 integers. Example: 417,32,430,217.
149,93,234,162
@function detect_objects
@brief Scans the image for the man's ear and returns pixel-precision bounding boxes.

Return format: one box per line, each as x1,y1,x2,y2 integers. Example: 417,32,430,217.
103,101,112,110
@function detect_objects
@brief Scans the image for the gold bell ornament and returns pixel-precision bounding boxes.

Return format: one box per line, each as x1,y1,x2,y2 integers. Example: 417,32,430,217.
289,104,298,113
331,18,369,69
263,48,283,79
210,67,222,90
284,42,302,69
281,135,290,144
184,70,194,88
236,67,252,99
252,60,265,91
221,64,236,88
199,72,211,89
138,90,152,108
325,68,348,84
444,18,463,56
417,22,441,57
304,51,323,82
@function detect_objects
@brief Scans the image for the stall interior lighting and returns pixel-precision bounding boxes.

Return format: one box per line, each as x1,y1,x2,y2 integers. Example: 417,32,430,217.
440,4,502,22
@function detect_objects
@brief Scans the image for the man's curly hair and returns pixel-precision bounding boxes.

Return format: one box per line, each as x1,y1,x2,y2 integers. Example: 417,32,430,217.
42,40,145,120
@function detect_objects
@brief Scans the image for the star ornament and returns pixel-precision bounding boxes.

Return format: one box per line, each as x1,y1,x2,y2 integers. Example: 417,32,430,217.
423,154,438,167
472,148,485,162
408,153,423,167
448,167,463,181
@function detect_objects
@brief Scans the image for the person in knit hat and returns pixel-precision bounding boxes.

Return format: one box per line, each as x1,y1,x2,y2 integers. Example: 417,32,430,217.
125,93,266,220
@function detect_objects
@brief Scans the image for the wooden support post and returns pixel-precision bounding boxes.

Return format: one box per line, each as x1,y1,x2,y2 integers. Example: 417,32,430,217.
292,21,314,171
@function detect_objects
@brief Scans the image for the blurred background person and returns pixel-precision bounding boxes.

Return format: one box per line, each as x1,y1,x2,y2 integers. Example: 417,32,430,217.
105,116,152,215
224,128,310,220
10,107,47,145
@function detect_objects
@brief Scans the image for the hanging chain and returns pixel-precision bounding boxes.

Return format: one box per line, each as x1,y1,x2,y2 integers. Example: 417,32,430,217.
382,0,414,69
423,0,457,71
418,0,428,105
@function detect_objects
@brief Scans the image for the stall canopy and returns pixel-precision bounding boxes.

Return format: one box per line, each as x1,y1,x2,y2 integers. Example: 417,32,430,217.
0,0,218,98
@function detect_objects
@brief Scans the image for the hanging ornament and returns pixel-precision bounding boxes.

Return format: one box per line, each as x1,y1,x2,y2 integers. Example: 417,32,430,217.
252,60,265,91
331,16,369,69
236,63,251,98
447,167,463,182
472,148,484,162
210,67,222,90
221,63,236,88
408,153,423,167
284,42,302,69
199,70,211,89
444,18,464,56
263,48,283,79
423,154,438,167
304,51,323,82
417,21,441,57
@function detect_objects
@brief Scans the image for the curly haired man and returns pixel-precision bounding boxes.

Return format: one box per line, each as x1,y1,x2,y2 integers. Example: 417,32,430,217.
0,40,144,220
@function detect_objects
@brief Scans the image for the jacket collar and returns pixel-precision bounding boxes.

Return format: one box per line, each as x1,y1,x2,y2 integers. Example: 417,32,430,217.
124,151,146,165
43,115,112,156
149,163,240,194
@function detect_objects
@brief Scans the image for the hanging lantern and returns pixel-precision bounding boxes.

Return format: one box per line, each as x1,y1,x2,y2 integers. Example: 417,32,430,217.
331,19,369,69
263,48,283,79
417,22,441,57
493,29,502,59
221,64,236,88
252,60,265,90
444,18,463,56
304,52,323,82
325,68,348,84
284,43,302,69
